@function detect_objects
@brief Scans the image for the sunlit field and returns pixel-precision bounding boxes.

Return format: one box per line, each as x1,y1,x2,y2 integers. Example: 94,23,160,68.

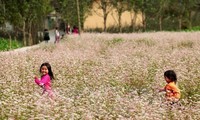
0,32,200,119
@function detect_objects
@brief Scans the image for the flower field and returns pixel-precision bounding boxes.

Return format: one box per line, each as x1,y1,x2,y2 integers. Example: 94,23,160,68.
0,32,200,119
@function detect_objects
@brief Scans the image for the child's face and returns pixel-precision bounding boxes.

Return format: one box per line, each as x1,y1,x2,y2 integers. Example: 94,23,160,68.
40,66,49,76
164,76,171,83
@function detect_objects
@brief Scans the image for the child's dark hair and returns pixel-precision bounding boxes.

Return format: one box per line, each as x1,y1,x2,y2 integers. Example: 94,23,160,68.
40,62,54,80
164,70,177,83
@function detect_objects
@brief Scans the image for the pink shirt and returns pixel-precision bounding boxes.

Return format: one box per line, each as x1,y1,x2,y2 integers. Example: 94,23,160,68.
35,74,52,92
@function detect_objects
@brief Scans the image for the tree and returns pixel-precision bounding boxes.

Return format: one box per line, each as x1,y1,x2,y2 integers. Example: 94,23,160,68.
158,0,170,30
76,0,81,34
0,0,6,26
111,0,128,32
127,0,148,31
93,0,113,32
57,0,92,32
3,0,52,45
147,0,170,31
140,0,148,31
182,0,199,29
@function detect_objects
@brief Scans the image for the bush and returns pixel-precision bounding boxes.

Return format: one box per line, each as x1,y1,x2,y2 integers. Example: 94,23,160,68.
184,26,200,32
0,38,22,51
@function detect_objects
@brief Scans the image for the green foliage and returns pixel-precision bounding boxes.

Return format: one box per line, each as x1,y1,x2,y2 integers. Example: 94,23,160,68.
0,38,22,51
2,0,53,46
184,26,200,32
58,0,92,28
0,7,5,25
2,0,200,34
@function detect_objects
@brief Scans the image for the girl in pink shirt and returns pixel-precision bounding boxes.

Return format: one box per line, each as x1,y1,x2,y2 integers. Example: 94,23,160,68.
34,62,55,98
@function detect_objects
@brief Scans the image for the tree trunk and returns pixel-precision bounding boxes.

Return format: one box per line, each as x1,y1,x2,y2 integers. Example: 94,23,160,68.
142,0,146,32
142,12,146,32
118,13,122,33
22,21,26,46
28,21,33,46
159,16,162,31
178,15,182,30
188,10,192,29
131,10,137,32
103,7,107,32
76,0,81,34
103,13,108,32
32,22,39,44
9,35,11,50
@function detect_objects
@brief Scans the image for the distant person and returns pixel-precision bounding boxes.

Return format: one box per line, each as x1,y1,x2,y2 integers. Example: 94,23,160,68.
159,70,181,102
43,29,50,43
54,27,60,43
72,25,79,34
34,62,55,99
66,24,71,34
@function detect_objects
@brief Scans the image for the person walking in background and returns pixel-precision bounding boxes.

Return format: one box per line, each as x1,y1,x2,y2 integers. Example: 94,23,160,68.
159,70,181,102
54,27,60,43
43,29,50,43
66,24,71,34
72,25,79,34
34,62,55,99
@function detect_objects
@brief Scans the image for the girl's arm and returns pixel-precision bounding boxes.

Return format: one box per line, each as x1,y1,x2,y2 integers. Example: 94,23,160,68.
35,75,49,86
158,88,165,92
35,76,43,86
159,84,168,92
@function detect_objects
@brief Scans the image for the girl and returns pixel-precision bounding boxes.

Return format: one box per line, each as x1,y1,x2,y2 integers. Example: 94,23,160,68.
159,70,181,102
34,62,55,98
54,27,60,43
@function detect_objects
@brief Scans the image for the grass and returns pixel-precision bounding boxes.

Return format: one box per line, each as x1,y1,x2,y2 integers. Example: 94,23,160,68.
0,32,200,119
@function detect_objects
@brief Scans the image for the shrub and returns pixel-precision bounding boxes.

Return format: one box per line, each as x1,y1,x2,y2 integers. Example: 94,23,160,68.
184,26,200,32
0,38,22,51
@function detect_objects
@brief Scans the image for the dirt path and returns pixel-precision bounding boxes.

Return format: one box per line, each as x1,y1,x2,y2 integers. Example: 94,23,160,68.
0,30,65,54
